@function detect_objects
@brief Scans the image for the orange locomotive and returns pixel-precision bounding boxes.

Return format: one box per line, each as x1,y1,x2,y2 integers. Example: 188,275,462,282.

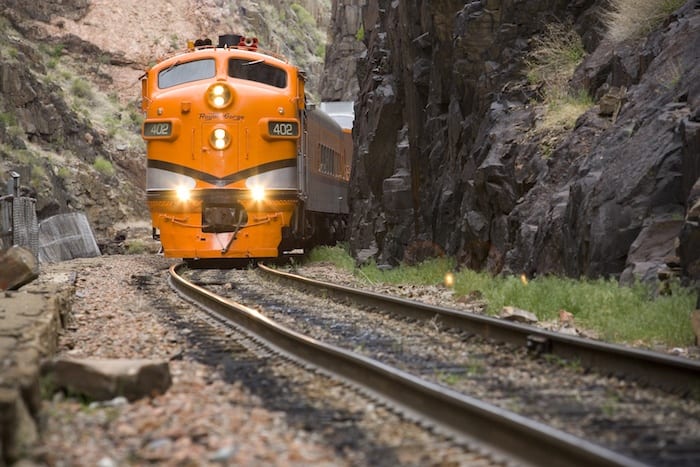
141,34,352,260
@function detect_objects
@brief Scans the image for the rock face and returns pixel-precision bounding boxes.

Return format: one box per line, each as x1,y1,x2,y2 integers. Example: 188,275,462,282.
0,14,146,237
319,0,366,101
346,0,700,287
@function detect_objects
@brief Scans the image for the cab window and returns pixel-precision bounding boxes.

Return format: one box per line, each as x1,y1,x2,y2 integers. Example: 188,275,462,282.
228,59,287,88
158,59,216,89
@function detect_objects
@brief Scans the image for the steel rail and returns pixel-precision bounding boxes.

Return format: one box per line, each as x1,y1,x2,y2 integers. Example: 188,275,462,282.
258,264,700,395
170,263,642,467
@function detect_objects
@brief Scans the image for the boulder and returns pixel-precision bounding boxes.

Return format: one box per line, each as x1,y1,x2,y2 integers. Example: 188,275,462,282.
0,245,38,290
44,357,172,402
619,216,684,287
679,178,700,281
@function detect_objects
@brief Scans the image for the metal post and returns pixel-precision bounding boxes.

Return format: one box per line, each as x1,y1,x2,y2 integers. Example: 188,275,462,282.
8,171,20,197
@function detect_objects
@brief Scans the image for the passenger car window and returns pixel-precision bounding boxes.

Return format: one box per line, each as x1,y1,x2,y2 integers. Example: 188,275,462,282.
158,59,216,89
228,59,287,88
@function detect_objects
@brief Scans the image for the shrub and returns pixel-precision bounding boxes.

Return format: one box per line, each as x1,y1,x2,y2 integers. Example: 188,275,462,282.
291,3,316,28
126,240,147,254
541,90,593,132
526,22,586,95
0,112,16,126
93,156,115,176
604,0,686,42
355,24,365,42
525,22,591,137
71,78,94,101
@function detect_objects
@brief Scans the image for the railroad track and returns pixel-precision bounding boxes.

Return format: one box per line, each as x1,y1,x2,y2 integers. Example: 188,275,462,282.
170,263,700,466
258,264,700,395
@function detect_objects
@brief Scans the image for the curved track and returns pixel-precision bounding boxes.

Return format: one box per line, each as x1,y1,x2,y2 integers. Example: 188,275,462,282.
169,263,644,467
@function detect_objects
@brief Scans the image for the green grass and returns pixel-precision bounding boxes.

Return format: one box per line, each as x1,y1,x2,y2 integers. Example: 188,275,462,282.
306,246,698,347
307,244,356,269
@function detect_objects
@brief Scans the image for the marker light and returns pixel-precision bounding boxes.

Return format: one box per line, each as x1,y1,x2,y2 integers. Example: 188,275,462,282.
251,185,265,202
175,185,191,201
444,272,455,288
206,83,232,109
209,128,231,150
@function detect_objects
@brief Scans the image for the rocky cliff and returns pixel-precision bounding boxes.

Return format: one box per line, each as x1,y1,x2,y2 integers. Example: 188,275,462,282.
319,0,365,101
0,0,330,242
345,0,700,287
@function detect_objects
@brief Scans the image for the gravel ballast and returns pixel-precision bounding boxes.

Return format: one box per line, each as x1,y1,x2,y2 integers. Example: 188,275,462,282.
31,255,493,466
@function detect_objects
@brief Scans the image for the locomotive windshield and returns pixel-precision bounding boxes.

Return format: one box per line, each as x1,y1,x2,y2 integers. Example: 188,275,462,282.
228,59,287,88
158,59,216,89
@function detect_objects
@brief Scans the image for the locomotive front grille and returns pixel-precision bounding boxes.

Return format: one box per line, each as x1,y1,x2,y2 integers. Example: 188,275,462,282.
202,203,248,233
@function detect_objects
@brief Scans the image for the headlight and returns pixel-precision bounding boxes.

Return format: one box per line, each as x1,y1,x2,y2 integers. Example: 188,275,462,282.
209,128,231,150
251,185,265,202
175,185,191,201
206,83,232,109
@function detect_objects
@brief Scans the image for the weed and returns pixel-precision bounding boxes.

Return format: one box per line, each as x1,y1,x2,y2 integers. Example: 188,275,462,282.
291,4,316,28
56,166,71,179
71,78,94,101
49,44,64,58
601,391,621,417
541,90,593,131
356,24,365,42
525,22,592,146
0,112,16,126
126,240,147,254
604,0,686,43
437,370,462,386
466,361,485,376
315,43,326,59
93,156,115,176
526,22,585,93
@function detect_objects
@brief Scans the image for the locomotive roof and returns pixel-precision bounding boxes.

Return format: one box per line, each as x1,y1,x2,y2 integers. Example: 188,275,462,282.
150,46,293,73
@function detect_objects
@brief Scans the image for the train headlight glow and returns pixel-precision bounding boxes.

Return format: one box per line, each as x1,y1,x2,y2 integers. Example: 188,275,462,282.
175,185,191,201
209,128,231,150
251,185,265,202
206,83,232,109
